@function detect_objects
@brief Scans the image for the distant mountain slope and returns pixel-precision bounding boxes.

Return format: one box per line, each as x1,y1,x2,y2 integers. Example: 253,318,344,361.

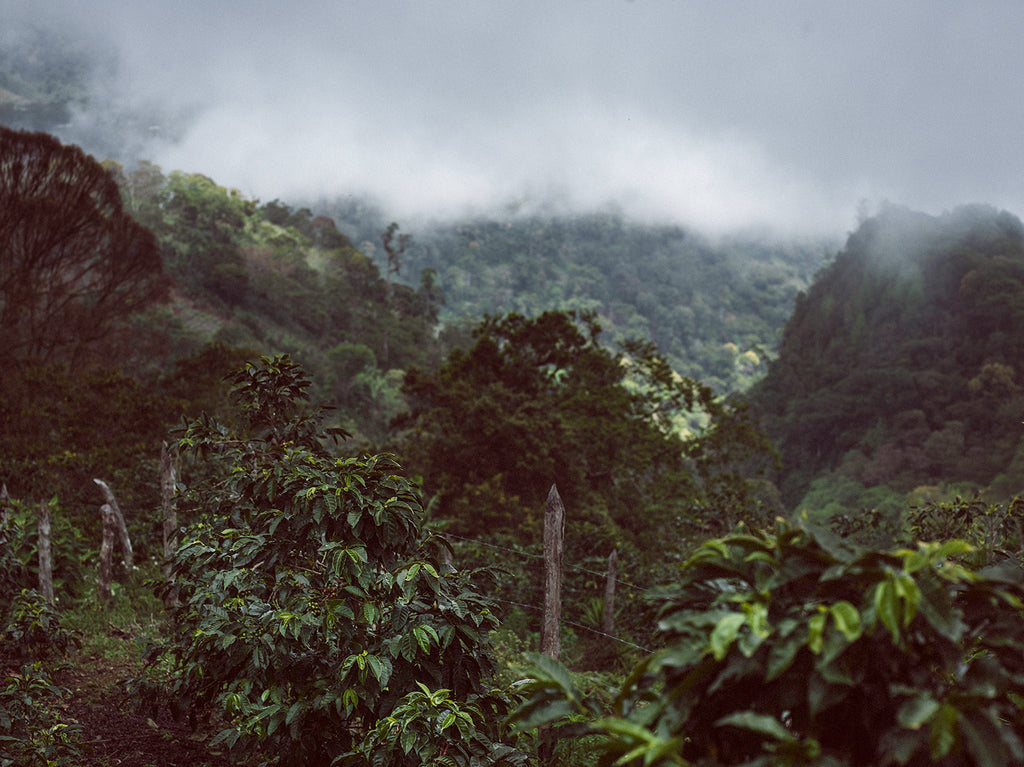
316,199,834,393
0,33,833,396
753,203,1024,512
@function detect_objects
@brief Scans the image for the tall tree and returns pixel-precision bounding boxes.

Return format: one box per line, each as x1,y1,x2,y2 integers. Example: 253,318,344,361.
395,310,777,554
0,127,167,367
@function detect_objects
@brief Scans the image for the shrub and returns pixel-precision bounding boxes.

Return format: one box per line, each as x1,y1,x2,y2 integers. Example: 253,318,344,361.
514,520,1024,766
155,355,526,765
0,663,82,767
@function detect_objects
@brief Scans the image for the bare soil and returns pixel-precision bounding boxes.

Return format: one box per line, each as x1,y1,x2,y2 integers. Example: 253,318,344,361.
63,648,232,767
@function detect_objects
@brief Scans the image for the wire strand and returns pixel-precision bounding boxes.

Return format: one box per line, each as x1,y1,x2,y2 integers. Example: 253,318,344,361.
495,598,652,654
443,531,649,592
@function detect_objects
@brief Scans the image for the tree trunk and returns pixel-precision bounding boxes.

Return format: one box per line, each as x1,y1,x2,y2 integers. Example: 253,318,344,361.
603,548,618,636
540,484,565,660
93,478,133,570
37,500,54,604
98,503,115,606
160,442,179,608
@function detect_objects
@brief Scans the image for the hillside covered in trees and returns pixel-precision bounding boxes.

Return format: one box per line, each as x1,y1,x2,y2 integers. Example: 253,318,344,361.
316,200,830,393
754,203,1024,518
7,120,1024,765
8,14,1024,767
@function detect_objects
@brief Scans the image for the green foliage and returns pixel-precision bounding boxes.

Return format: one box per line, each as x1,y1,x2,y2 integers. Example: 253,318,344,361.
338,682,531,766
398,310,777,552
397,310,777,669
0,506,82,767
754,204,1024,508
0,363,169,562
119,169,447,438
384,212,830,393
906,496,1024,567
0,662,83,767
513,520,1024,766
0,505,79,661
157,355,526,765
1,590,80,662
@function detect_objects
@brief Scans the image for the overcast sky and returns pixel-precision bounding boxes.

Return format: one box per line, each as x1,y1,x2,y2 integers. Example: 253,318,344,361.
7,0,1024,234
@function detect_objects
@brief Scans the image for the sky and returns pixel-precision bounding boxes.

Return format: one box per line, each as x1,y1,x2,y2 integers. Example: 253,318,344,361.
6,0,1024,235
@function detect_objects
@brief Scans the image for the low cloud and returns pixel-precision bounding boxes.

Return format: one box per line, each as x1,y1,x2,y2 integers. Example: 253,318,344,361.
7,0,1024,235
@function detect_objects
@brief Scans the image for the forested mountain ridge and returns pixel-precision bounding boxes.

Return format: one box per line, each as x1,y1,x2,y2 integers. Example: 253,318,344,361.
108,164,833,409
393,215,830,392
314,197,833,392
754,203,1024,514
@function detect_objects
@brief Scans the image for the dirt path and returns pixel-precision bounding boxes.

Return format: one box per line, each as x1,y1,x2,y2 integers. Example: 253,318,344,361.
64,649,232,767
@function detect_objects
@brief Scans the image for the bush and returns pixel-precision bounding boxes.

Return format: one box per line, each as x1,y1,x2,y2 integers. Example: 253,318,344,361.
514,520,1024,766
0,506,79,661
1,589,79,662
0,663,82,767
154,355,527,765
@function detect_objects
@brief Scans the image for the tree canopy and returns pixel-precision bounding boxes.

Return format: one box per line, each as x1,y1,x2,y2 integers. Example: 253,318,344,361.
0,126,167,367
753,204,1024,512
395,310,778,559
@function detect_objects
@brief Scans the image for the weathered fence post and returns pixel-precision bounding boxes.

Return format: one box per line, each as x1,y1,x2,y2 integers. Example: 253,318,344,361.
161,442,179,608
0,483,9,526
540,484,565,660
603,547,617,636
98,503,116,606
38,500,54,604
93,478,133,570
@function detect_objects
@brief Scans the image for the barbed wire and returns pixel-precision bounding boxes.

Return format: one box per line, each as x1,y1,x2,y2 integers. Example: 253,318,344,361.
442,531,649,592
496,597,652,654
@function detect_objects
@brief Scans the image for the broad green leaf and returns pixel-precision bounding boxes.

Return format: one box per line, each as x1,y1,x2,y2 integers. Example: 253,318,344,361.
807,612,826,655
959,709,1009,767
513,698,574,729
342,688,358,714
916,574,962,641
894,573,920,628
874,580,900,643
710,612,746,660
413,624,435,653
362,602,378,624
743,601,771,639
285,700,305,726
897,694,940,730
929,702,959,759
766,626,804,681
365,654,392,687
592,716,659,740
829,601,862,641
716,710,794,742
528,652,580,699
934,539,975,561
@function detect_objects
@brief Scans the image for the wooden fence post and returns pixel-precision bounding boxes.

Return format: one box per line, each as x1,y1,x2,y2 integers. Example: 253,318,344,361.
160,442,179,608
93,478,133,570
98,503,116,606
540,484,565,660
38,500,54,604
603,547,618,636
0,483,9,526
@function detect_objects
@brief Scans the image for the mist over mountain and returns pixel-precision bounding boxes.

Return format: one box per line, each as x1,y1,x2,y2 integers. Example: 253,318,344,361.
754,202,1024,513
6,1,1024,235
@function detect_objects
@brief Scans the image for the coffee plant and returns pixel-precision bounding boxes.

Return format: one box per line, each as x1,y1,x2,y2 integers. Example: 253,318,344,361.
0,505,81,766
513,520,1024,766
156,356,527,765
0,662,83,767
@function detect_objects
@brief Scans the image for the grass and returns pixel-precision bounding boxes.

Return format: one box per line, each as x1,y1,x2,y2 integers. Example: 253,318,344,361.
66,561,169,662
